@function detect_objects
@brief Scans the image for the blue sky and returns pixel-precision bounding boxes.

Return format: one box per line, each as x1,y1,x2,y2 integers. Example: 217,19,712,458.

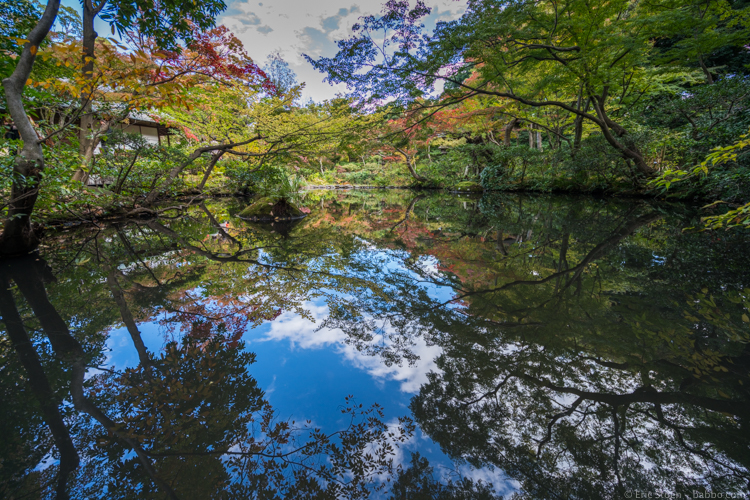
219,0,466,101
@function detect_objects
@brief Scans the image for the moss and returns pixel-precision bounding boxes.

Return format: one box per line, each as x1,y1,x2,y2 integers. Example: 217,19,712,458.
238,197,304,220
453,181,484,192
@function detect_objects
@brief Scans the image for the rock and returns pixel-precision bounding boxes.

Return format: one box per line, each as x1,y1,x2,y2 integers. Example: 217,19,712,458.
238,197,305,220
453,181,484,192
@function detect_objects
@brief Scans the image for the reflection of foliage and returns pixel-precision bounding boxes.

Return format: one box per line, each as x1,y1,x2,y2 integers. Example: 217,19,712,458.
5,190,750,498
81,337,415,498
289,191,750,497
389,452,504,500
159,291,282,347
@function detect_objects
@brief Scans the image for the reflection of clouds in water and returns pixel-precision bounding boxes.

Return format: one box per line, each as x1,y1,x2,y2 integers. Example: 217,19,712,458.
415,255,441,278
372,418,419,483
457,465,520,497
373,419,517,495
258,303,442,394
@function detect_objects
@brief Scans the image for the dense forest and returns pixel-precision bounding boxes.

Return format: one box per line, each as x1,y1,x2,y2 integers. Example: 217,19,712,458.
2,0,750,256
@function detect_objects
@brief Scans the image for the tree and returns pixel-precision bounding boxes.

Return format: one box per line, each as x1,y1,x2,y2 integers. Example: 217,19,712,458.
263,51,298,95
0,0,61,256
307,0,750,181
74,0,227,181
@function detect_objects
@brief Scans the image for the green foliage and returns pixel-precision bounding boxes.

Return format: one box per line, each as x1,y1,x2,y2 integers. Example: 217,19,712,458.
389,453,503,500
226,163,303,202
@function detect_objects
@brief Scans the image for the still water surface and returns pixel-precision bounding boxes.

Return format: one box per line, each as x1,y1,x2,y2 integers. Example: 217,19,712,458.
1,190,749,499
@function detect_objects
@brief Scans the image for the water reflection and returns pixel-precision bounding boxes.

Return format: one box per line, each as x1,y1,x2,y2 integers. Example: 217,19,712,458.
1,190,748,498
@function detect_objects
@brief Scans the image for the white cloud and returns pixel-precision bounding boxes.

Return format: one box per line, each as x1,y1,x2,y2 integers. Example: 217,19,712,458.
220,0,467,102
256,302,442,394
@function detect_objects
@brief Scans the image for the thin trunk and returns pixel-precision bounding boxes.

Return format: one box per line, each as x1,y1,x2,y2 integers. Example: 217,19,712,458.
200,201,241,248
394,147,425,182
537,130,543,152
0,0,60,256
114,148,141,194
74,0,103,182
390,194,424,232
144,135,262,205
105,269,151,367
144,149,202,205
496,229,507,255
197,151,224,191
572,93,588,156
528,126,535,149
698,53,714,84
503,118,518,147
73,119,110,184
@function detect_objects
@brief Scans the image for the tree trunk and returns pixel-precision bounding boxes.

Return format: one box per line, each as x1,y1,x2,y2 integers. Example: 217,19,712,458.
197,151,224,191
144,149,203,205
394,147,425,182
528,126,534,149
537,130,543,152
503,118,518,146
590,96,656,179
572,95,589,156
698,53,714,84
0,0,60,256
573,115,584,154
73,0,103,182
73,119,110,184
105,268,151,367
113,148,141,194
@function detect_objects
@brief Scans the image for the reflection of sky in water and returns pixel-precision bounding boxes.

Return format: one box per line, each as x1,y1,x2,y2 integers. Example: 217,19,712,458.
102,248,515,494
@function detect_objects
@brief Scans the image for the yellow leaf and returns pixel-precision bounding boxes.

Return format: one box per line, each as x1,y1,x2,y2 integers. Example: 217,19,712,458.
743,314,749,323
25,79,32,86
29,45,37,55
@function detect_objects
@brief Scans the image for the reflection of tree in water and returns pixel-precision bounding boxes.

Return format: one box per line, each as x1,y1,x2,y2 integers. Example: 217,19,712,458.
0,242,413,497
323,193,750,497
2,193,749,498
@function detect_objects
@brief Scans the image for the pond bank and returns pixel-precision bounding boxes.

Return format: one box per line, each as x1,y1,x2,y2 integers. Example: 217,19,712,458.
30,184,708,237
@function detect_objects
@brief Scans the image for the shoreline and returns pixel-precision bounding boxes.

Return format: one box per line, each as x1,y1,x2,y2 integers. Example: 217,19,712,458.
29,185,710,235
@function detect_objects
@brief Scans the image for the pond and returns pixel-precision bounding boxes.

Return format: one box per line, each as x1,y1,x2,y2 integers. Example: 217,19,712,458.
1,189,749,499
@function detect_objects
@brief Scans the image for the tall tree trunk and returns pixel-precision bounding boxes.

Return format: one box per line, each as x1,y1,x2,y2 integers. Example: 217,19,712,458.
528,126,535,149
73,0,105,182
0,0,60,256
537,130,543,152
503,118,518,146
